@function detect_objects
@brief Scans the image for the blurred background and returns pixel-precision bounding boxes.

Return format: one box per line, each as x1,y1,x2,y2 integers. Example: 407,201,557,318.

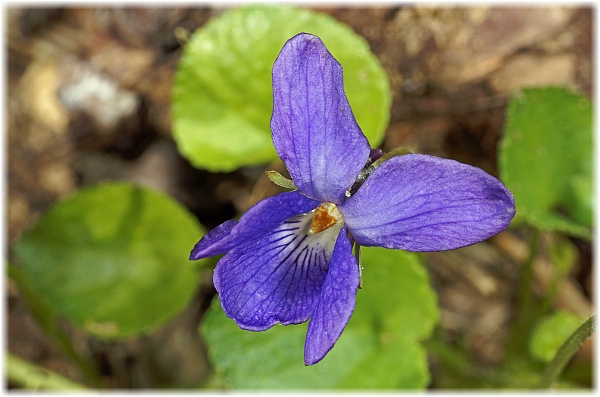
6,5,593,389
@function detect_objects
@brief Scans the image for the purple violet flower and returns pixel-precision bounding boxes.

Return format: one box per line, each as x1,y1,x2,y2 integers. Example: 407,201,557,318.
190,33,516,366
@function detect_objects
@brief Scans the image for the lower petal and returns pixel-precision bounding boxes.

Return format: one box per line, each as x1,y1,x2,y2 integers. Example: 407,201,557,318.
340,154,516,252
214,213,342,331
304,226,359,365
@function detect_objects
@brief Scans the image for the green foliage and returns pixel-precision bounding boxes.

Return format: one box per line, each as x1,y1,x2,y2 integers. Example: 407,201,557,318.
499,87,592,239
14,182,205,339
8,2,594,388
530,311,583,363
201,247,438,389
549,235,578,277
539,235,579,314
172,5,391,172
7,353,88,391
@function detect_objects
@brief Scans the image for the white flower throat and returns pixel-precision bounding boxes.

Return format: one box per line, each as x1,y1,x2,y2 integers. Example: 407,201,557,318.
308,202,343,235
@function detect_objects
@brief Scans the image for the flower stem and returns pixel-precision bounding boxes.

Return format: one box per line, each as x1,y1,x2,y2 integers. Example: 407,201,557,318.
538,314,596,389
353,243,363,289
369,146,414,170
7,263,104,388
7,353,88,390
347,147,415,197
506,229,540,355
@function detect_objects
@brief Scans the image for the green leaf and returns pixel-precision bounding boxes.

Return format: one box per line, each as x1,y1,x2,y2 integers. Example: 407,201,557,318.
8,263,105,387
549,235,578,277
528,212,591,241
14,182,205,339
201,247,438,389
529,311,584,363
568,174,593,228
172,5,391,172
499,87,592,237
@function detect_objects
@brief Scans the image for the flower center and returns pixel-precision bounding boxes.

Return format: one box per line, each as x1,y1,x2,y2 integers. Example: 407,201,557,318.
308,202,343,235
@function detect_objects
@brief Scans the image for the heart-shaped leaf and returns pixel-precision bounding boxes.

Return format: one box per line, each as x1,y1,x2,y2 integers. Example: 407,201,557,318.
201,247,438,389
172,5,390,172
14,182,205,339
529,311,583,363
499,87,592,239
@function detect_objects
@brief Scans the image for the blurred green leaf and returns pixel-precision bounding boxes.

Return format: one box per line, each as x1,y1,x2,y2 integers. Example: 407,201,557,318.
529,212,591,241
549,235,578,277
172,5,391,172
201,247,438,389
8,263,104,386
568,174,593,228
499,87,592,239
530,311,583,363
538,235,579,316
14,182,205,339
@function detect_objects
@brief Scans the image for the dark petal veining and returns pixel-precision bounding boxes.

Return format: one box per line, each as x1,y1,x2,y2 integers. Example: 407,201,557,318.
214,212,343,331
190,191,320,260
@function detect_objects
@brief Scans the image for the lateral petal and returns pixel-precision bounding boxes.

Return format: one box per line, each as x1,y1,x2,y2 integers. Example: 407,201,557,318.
339,154,516,252
189,219,237,260
190,191,319,260
214,213,343,331
304,226,359,365
271,33,370,204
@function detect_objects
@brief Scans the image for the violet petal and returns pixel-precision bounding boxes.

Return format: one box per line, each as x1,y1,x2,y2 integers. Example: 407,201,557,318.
271,33,370,204
214,214,343,331
304,226,359,365
189,191,320,260
339,154,516,252
189,219,237,260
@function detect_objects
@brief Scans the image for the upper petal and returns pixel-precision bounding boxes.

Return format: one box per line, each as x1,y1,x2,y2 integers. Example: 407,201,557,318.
339,154,516,252
271,33,370,204
190,191,319,260
304,226,359,365
214,213,343,331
